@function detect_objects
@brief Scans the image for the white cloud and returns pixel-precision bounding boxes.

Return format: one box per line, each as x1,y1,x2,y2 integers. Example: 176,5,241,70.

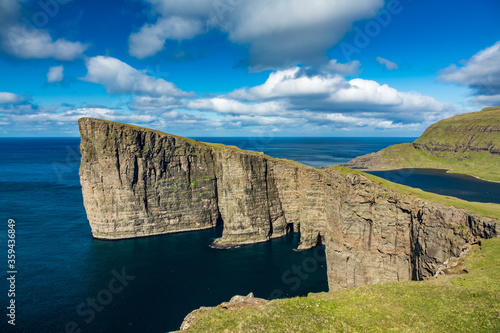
0,0,20,26
227,0,384,69
187,98,287,116
82,56,193,97
146,0,214,17
473,94,500,105
226,67,451,119
130,96,184,110
322,59,361,76
438,41,500,97
129,16,204,59
47,66,64,83
133,0,385,69
0,1,88,61
16,108,158,123
0,92,23,104
1,25,88,60
376,56,398,70
229,67,346,101
185,66,457,130
223,114,298,126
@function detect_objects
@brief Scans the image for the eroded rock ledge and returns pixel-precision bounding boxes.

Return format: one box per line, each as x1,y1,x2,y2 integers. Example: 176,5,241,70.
79,118,499,290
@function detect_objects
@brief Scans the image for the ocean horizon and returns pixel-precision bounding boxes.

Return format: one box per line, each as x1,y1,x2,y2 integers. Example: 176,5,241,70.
0,136,414,332
2,136,498,332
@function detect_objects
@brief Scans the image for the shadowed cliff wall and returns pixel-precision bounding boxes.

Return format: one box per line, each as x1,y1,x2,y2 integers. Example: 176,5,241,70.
79,118,498,290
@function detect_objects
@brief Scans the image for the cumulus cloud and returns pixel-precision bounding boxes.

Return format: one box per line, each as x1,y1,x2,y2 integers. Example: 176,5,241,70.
82,56,193,97
187,98,287,116
2,25,88,60
473,94,500,105
438,41,500,97
16,108,158,123
321,59,361,76
228,67,346,101
132,0,385,69
227,67,452,118
376,56,398,70
1,104,219,136
0,92,24,104
146,0,214,17
185,65,457,130
129,16,204,59
130,96,184,110
47,66,64,83
226,0,384,69
0,0,88,60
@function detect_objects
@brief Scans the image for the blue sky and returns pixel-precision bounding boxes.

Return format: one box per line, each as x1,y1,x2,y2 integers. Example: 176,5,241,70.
0,0,499,137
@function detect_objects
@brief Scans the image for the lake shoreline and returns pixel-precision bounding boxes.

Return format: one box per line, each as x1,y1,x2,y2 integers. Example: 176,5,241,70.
365,167,500,204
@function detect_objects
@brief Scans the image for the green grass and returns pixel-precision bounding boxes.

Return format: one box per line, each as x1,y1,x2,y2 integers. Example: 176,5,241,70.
178,238,500,332
334,166,500,221
415,107,500,149
376,142,500,182
368,107,500,181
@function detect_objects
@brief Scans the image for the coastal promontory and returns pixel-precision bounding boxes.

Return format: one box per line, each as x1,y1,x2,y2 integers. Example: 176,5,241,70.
345,107,500,181
79,116,499,292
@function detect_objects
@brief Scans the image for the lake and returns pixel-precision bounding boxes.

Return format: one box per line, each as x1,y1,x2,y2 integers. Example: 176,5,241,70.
367,168,500,204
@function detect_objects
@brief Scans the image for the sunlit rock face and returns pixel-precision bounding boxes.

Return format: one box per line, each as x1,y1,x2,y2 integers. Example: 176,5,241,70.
79,118,498,290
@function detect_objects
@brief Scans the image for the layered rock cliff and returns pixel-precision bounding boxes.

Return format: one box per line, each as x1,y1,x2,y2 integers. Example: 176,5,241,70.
79,117,499,290
413,106,500,155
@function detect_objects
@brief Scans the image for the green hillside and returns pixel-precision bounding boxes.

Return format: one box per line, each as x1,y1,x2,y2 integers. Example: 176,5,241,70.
347,107,500,181
181,237,500,332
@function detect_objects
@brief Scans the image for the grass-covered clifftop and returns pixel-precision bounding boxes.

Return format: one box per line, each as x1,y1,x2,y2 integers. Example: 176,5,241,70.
346,107,500,181
179,237,500,332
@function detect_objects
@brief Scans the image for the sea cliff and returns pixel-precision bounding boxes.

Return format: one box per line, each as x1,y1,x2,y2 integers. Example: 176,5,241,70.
79,117,499,291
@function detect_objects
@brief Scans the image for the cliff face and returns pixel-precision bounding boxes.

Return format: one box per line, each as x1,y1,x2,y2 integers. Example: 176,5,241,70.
79,118,220,239
413,106,500,156
79,118,499,290
321,170,498,289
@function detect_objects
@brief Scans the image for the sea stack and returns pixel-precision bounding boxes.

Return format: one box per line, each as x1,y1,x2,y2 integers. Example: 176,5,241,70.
79,117,499,290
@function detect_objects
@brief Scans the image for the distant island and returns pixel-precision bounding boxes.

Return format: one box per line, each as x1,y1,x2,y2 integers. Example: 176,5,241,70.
345,107,500,182
78,108,500,332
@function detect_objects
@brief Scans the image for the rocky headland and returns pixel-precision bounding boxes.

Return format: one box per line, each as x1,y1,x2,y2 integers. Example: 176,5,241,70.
79,117,499,292
345,107,500,181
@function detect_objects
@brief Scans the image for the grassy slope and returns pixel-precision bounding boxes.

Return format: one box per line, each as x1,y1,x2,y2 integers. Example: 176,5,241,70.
374,107,500,181
415,107,500,148
183,237,500,332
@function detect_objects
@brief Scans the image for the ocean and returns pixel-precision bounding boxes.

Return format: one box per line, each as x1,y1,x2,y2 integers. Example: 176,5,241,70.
1,136,459,333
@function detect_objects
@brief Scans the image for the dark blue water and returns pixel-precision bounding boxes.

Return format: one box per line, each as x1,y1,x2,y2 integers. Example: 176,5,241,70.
2,137,414,333
194,137,416,168
367,168,500,204
9,136,492,332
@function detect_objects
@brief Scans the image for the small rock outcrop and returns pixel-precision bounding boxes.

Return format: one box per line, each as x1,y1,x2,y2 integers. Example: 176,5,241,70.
178,293,268,331
79,118,499,291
